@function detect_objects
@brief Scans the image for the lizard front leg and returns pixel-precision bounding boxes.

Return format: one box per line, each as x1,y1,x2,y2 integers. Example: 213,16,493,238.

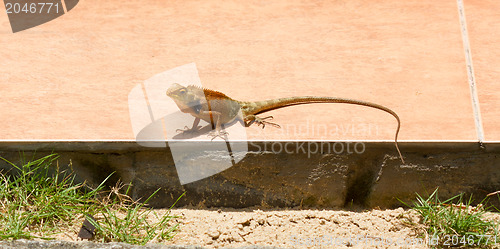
176,117,202,134
201,110,229,140
244,114,281,129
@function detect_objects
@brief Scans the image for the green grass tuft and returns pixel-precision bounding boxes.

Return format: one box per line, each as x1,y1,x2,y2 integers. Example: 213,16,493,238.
403,188,499,248
0,153,182,244
89,182,184,245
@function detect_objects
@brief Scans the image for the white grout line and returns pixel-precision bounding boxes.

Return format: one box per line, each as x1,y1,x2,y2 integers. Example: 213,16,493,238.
140,81,156,122
60,0,68,13
457,0,485,145
0,139,494,143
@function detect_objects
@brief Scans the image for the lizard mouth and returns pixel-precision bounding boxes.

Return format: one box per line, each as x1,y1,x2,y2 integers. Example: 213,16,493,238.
166,89,177,97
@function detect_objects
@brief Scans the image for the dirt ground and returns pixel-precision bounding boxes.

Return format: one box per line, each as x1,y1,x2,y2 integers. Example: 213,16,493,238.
162,208,426,249
50,207,500,249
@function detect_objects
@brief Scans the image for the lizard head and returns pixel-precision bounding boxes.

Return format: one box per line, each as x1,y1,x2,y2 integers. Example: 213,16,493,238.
166,83,188,99
166,83,200,113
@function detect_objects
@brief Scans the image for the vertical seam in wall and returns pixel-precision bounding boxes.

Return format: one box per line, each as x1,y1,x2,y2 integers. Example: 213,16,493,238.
140,82,155,122
457,0,485,144
60,0,68,13
141,82,169,141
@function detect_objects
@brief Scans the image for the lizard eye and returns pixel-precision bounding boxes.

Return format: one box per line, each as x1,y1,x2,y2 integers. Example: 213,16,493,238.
178,89,186,95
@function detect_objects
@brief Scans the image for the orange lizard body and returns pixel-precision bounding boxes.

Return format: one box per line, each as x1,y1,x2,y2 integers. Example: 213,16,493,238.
166,83,404,163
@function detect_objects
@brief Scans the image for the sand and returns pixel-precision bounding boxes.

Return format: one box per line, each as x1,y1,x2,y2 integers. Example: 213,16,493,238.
162,208,427,249
50,207,500,249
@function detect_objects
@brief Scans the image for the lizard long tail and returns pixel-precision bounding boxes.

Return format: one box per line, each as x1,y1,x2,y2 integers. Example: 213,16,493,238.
239,97,404,163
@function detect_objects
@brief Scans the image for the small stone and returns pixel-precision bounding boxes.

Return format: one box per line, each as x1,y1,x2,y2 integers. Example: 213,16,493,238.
207,228,220,239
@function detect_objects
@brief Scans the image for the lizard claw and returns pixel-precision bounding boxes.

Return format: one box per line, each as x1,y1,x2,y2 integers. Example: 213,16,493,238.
175,126,190,133
255,116,281,129
208,130,229,141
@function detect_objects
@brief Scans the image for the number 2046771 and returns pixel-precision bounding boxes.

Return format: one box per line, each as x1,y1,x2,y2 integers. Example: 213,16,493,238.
5,2,60,14
429,235,497,246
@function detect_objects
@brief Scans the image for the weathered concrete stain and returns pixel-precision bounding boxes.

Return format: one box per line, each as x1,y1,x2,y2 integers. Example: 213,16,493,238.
0,142,498,209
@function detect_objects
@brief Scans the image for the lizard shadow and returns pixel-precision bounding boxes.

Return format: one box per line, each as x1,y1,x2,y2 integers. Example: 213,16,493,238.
171,119,244,140
171,124,213,140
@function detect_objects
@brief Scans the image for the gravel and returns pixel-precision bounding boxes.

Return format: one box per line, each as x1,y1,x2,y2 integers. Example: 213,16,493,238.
0,240,287,249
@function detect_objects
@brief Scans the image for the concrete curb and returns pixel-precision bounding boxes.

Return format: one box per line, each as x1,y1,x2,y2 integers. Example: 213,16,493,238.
0,141,498,209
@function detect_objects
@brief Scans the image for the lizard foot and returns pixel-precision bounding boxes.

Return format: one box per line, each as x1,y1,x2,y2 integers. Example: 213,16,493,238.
254,116,281,129
208,130,229,141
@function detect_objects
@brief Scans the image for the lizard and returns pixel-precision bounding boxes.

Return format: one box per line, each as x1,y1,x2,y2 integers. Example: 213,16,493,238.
166,83,404,163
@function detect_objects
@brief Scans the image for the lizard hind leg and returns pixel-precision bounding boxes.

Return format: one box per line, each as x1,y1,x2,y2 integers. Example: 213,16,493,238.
245,115,281,129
